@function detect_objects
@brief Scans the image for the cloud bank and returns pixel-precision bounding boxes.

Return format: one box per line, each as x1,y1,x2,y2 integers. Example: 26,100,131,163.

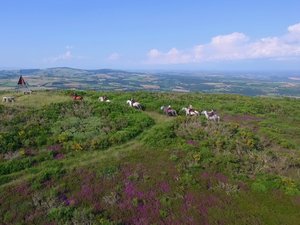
146,22,300,64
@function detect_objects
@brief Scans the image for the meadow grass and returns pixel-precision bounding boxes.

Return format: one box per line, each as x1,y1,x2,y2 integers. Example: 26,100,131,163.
0,90,299,225
0,90,70,108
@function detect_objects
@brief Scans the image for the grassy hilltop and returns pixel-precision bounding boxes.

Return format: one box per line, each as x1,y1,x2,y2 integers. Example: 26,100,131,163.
0,90,300,225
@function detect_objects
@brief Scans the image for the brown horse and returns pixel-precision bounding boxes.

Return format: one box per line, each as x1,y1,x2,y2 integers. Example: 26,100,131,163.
72,94,83,101
160,105,177,116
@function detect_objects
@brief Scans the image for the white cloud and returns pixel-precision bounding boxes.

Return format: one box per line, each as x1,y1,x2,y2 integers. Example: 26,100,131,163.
288,23,300,34
146,22,300,64
45,50,74,63
206,32,249,60
56,50,73,61
248,37,298,58
147,48,192,64
147,49,161,58
285,23,300,43
193,45,204,61
211,32,248,46
107,52,120,61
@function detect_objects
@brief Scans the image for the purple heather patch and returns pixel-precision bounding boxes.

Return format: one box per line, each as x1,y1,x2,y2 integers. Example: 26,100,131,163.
201,171,229,189
187,139,199,146
198,194,220,214
184,192,195,208
159,181,171,193
14,182,31,196
215,172,228,183
125,181,138,197
24,148,36,156
47,144,62,152
54,153,64,160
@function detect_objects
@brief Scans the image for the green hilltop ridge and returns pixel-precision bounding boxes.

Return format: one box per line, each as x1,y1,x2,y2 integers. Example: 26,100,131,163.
0,90,300,224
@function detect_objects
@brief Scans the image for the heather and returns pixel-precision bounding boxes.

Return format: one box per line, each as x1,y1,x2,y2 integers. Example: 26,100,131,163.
0,90,299,224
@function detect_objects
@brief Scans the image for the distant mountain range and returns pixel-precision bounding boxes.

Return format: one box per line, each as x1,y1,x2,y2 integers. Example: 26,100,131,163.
0,67,299,97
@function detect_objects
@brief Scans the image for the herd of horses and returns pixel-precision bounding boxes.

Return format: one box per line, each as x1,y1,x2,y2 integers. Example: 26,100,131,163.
72,94,221,122
2,91,32,103
2,92,219,121
160,105,220,122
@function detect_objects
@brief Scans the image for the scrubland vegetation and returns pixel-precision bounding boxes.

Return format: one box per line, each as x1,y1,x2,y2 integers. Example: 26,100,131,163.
0,90,299,224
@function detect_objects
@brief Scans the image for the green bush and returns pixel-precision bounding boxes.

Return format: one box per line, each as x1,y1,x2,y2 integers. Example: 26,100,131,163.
141,122,176,148
48,206,75,224
251,174,300,195
32,163,65,189
0,158,37,176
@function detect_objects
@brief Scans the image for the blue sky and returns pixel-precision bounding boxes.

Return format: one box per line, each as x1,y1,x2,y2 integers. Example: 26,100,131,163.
0,0,300,70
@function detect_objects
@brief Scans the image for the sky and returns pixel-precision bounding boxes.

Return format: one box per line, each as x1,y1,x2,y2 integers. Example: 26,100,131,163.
0,0,300,70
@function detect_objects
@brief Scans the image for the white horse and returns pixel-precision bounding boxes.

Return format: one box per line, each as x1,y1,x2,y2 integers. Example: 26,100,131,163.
98,96,111,102
2,96,15,103
201,110,220,122
161,106,177,116
24,90,32,95
181,107,199,116
127,100,144,110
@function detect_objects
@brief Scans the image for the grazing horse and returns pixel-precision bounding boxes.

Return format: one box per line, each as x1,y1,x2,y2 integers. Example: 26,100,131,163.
2,96,15,103
161,106,177,116
24,90,32,95
201,110,220,122
99,96,111,102
72,94,83,101
126,100,144,110
181,107,199,116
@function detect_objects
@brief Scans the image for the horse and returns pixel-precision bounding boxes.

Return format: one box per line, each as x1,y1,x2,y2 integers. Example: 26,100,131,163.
201,110,220,122
72,94,83,101
98,96,111,102
126,100,144,110
181,107,199,116
24,90,32,95
2,96,15,103
161,106,177,116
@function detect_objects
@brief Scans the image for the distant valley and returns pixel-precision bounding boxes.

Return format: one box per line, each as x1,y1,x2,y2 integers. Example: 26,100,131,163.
0,67,300,97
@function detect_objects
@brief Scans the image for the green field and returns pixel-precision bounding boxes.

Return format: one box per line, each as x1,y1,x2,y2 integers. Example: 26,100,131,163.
0,90,299,224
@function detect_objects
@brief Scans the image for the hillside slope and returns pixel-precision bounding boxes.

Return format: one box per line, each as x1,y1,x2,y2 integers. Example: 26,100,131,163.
0,90,300,224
